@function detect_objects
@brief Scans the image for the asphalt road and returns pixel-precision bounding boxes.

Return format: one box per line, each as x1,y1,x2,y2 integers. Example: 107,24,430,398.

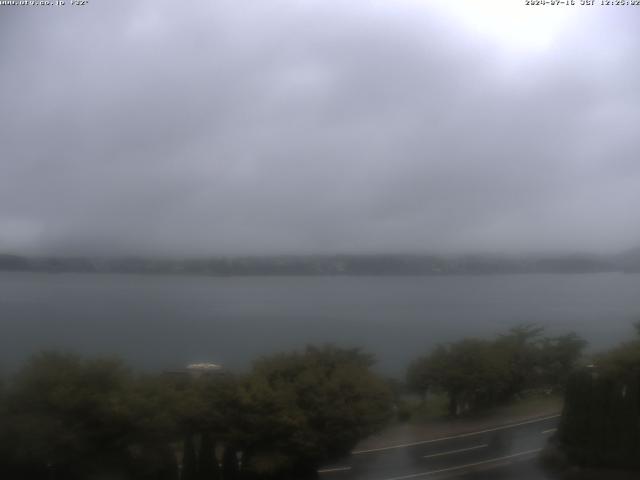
318,415,560,480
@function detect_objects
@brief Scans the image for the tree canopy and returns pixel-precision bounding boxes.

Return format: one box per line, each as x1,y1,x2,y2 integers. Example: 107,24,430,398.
558,324,640,470
0,346,392,480
407,326,586,416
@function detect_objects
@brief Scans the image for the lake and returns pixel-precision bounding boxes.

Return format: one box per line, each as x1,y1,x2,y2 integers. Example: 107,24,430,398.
1,272,639,376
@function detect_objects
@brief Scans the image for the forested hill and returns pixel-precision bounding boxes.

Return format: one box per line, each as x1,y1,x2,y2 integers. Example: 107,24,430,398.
0,252,635,276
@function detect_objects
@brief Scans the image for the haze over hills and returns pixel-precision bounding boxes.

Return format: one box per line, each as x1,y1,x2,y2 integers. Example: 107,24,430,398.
3,3,640,263
1,250,639,276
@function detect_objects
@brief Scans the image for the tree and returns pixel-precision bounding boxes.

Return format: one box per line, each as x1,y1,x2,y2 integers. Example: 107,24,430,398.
222,446,240,480
406,356,431,402
495,324,545,396
559,330,640,470
538,333,587,389
197,432,217,479
1,352,136,479
407,326,587,417
414,339,512,416
236,346,392,478
182,433,198,480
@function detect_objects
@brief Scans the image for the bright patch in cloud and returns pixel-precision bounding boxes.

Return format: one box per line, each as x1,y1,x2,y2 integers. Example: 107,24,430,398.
429,0,575,51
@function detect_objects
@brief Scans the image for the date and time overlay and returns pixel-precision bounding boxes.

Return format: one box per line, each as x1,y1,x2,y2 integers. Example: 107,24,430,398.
2,0,640,7
0,0,88,6
526,0,640,5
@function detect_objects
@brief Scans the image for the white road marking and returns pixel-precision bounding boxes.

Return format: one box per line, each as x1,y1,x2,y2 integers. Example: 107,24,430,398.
380,448,543,480
541,428,557,434
317,466,352,474
423,444,488,459
352,414,560,454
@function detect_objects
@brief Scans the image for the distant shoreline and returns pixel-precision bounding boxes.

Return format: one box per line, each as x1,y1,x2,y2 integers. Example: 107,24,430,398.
1,253,637,276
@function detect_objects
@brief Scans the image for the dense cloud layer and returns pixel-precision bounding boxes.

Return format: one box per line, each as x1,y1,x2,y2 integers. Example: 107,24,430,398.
1,0,639,256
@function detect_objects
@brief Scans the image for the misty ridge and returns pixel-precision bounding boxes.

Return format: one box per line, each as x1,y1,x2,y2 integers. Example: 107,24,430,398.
2,249,640,275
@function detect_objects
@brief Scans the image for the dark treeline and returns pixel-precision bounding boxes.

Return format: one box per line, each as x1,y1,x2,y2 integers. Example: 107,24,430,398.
0,327,599,479
0,326,584,480
554,323,640,472
0,346,392,480
1,252,636,276
406,325,586,417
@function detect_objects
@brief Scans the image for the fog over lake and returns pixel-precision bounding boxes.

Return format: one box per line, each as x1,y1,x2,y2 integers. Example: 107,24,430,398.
2,272,638,376
3,2,640,378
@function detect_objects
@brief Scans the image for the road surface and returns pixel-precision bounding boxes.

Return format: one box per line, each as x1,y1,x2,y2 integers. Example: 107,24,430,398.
318,415,559,480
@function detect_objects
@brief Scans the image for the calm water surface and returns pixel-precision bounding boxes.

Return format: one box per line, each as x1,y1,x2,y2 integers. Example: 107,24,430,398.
1,272,639,375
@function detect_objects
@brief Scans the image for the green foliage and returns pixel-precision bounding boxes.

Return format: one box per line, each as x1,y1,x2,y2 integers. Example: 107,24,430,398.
421,339,512,416
555,324,640,470
0,346,391,479
407,325,586,417
0,352,137,479
237,346,393,476
538,333,587,388
495,324,545,395
593,322,640,379
406,356,431,400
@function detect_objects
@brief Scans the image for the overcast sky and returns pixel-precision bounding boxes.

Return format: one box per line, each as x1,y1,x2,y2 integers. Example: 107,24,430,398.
1,0,639,256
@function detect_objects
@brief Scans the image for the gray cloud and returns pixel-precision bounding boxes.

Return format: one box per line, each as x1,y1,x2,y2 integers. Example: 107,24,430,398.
1,0,640,256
